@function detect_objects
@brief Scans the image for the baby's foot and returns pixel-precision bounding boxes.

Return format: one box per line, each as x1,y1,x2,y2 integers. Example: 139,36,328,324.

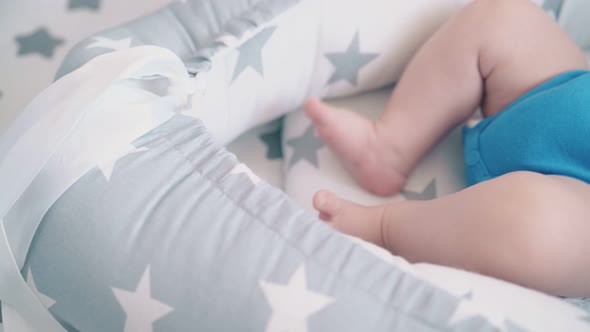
304,98,406,196
313,190,386,247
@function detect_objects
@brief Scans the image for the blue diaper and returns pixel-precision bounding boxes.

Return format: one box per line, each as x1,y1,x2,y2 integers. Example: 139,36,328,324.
463,70,590,186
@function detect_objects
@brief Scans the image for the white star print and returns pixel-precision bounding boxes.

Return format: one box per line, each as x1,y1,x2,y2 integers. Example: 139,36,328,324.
449,291,505,329
224,163,261,185
416,263,590,331
97,145,148,181
260,265,334,332
112,266,173,332
26,267,56,309
68,142,147,182
87,36,132,51
215,34,240,48
59,78,176,185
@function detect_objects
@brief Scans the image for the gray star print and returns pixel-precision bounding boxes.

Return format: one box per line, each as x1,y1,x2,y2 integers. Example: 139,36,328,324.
402,179,437,200
450,315,498,331
68,0,100,11
504,320,529,332
15,27,64,58
325,31,378,86
232,26,277,82
542,0,563,18
260,127,283,160
286,125,324,168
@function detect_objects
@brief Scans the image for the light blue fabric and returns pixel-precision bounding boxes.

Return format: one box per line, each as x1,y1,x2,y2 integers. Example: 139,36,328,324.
54,0,299,79
22,115,480,331
463,70,590,186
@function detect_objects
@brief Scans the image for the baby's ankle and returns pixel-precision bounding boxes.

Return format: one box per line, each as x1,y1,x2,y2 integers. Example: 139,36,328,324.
373,119,411,181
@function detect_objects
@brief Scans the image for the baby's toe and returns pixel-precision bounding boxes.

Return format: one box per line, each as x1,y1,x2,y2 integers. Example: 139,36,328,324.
313,190,342,221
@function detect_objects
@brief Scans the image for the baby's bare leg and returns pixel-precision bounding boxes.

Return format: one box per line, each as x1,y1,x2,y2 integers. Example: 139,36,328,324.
312,0,590,296
379,0,585,163
315,173,590,297
306,0,587,195
386,172,590,297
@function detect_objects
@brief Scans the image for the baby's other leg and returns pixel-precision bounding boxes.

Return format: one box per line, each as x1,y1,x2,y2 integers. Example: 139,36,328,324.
315,173,590,297
306,0,587,196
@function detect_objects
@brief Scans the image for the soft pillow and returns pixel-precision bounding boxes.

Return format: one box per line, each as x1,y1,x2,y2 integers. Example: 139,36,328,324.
192,0,468,144
55,0,590,148
57,0,469,145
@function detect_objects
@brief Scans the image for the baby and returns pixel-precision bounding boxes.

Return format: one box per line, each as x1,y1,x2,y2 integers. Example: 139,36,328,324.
305,0,590,297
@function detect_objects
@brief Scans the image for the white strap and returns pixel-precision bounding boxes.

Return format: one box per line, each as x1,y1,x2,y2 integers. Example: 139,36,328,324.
0,221,65,332
0,46,192,331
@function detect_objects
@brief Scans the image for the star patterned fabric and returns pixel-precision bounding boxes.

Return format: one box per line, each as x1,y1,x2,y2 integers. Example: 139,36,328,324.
26,268,56,310
542,0,563,18
260,265,334,332
260,127,284,160
232,26,277,82
87,36,132,51
112,267,174,332
402,179,437,200
15,27,64,58
68,0,101,11
286,125,324,168
325,31,378,86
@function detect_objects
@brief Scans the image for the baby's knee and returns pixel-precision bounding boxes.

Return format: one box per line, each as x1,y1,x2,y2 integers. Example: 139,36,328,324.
468,0,544,34
471,0,532,16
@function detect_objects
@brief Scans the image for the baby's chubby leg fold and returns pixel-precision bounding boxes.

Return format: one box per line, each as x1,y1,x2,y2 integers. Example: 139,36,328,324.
318,172,590,297
313,190,387,247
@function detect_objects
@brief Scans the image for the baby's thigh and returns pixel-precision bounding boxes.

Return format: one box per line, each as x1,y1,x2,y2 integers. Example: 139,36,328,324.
498,172,590,296
475,0,588,116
